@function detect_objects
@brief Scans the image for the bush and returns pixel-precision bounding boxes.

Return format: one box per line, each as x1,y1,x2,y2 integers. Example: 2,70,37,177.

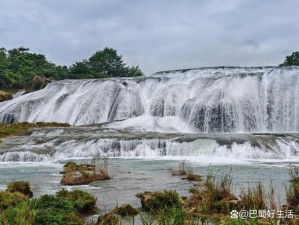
56,189,96,214
136,190,181,212
186,172,202,182
6,181,33,198
97,213,119,225
113,204,138,216
0,191,27,210
286,166,299,210
29,194,83,225
61,158,110,185
239,182,266,210
0,202,35,225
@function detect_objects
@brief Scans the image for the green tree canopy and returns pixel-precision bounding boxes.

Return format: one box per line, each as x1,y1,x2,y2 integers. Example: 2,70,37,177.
70,47,143,78
279,51,299,67
0,47,143,92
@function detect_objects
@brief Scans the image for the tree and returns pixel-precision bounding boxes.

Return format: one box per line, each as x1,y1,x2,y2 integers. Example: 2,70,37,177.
279,51,299,67
127,66,143,77
88,47,126,77
69,61,92,79
70,47,143,78
0,46,143,92
0,47,71,91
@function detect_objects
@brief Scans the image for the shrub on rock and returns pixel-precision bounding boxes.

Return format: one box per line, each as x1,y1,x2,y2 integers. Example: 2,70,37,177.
136,190,181,212
97,213,119,225
29,194,84,225
56,189,97,214
0,191,27,210
6,181,33,198
113,204,138,216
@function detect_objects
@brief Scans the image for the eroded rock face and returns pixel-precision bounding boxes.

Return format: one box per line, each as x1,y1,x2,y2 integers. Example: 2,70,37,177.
0,90,12,102
1,113,16,124
25,75,52,93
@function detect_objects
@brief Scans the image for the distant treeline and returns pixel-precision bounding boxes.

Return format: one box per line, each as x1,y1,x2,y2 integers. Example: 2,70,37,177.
279,51,299,67
1,46,298,92
0,47,143,91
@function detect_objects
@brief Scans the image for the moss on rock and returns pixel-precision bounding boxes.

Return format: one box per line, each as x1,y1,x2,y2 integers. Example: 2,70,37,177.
113,204,138,216
6,181,33,198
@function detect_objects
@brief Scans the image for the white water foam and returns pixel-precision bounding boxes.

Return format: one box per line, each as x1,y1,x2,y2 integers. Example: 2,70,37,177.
0,151,49,162
1,67,299,133
1,135,298,163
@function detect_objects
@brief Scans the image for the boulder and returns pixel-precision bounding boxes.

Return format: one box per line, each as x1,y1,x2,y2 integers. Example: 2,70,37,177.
0,90,12,102
25,75,52,93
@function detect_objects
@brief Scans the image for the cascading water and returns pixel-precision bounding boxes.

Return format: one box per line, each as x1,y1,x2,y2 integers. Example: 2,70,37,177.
0,126,299,162
1,67,299,162
1,67,299,133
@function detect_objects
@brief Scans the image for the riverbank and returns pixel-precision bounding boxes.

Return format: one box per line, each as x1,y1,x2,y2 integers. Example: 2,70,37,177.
0,159,297,224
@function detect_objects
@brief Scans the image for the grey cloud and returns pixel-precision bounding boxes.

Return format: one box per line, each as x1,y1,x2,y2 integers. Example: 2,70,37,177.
0,0,298,74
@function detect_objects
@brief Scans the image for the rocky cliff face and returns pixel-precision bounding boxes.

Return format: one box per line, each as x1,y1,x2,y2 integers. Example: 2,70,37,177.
0,90,12,102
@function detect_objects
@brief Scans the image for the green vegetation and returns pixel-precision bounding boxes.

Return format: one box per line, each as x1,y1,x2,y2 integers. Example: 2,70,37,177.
286,165,299,212
3,166,299,224
136,190,181,212
0,181,96,225
0,47,143,93
239,181,267,210
279,51,299,67
97,213,119,225
0,122,70,142
29,194,83,225
169,161,202,181
186,171,202,181
61,158,110,185
0,191,28,210
55,189,96,214
0,202,36,225
113,204,138,216
70,47,142,79
6,181,33,198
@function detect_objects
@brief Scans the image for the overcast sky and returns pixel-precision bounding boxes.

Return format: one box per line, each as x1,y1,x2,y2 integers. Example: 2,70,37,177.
1,0,298,75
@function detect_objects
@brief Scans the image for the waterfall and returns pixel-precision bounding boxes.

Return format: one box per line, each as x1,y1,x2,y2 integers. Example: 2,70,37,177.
1,126,299,162
1,67,299,133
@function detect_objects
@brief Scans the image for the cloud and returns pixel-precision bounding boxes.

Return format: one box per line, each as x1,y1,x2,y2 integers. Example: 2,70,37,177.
0,0,298,74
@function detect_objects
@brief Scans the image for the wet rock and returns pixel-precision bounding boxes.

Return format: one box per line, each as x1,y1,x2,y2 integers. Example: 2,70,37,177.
1,113,16,124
